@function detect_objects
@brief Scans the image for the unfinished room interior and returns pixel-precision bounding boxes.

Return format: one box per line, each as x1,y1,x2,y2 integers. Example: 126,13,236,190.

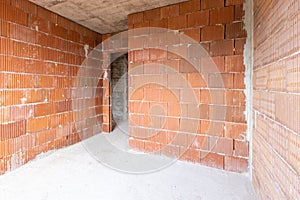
0,0,299,199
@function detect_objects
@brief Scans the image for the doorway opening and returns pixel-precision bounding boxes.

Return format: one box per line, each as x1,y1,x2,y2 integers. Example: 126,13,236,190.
110,53,128,130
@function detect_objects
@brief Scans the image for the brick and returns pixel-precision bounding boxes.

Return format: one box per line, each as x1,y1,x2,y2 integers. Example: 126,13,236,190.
167,45,188,60
7,74,34,88
210,6,234,25
168,15,187,30
180,149,200,163
9,6,28,26
57,15,74,30
286,55,300,92
201,0,224,9
10,105,34,121
179,59,198,73
129,101,149,114
233,73,245,89
27,117,48,133
147,115,165,129
144,88,162,101
199,89,210,104
133,49,149,62
149,49,167,61
49,113,68,128
161,4,179,19
25,89,48,103
133,21,150,30
10,0,37,14
225,90,245,106
68,30,80,43
224,156,248,173
179,88,198,104
210,137,233,155
210,105,233,121
201,25,224,41
200,42,210,54
190,135,209,150
0,106,10,123
232,106,246,123
144,8,161,21
29,15,50,33
0,20,10,37
37,6,57,23
181,28,201,42
210,40,235,56
128,139,145,151
208,90,226,105
180,118,199,132
128,12,144,25
55,100,70,113
149,131,167,144
235,4,245,21
144,141,161,153
167,103,182,116
161,88,179,102
34,103,54,117
179,0,200,15
200,152,224,169
0,120,26,140
161,145,180,158
51,23,67,39
199,104,209,119
187,10,209,27
35,76,55,88
149,18,168,29
187,73,206,88
226,22,246,39
225,0,245,6
200,120,224,136
130,87,144,100
234,140,249,157
167,132,187,146
224,123,246,140
225,55,245,72
208,73,233,88
165,117,179,131
200,56,225,73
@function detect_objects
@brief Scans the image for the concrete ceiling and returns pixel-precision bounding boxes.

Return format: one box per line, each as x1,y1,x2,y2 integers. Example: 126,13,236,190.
29,0,187,34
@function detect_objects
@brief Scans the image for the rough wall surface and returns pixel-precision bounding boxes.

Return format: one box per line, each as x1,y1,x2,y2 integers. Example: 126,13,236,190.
0,0,102,174
127,0,249,173
252,0,300,199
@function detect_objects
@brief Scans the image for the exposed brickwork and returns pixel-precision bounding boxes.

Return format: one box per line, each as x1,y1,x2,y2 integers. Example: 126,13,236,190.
253,0,300,199
0,0,102,174
127,0,248,173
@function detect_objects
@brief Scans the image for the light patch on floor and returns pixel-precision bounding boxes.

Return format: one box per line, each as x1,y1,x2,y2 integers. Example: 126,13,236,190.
0,121,257,200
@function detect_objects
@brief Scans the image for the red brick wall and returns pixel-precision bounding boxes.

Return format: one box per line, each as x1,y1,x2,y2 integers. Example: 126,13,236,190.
127,0,249,173
0,0,102,174
253,0,300,199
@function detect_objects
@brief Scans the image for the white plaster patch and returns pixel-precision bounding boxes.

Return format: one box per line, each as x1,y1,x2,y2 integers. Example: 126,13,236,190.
84,44,89,58
243,0,254,179
20,98,27,104
7,151,24,172
103,70,108,79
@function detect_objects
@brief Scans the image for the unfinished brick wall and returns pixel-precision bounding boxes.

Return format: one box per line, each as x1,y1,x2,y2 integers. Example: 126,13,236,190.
253,0,300,199
0,0,102,174
127,0,249,173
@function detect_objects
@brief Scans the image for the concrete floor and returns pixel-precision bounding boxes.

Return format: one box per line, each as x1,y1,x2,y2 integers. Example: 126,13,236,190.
0,121,257,200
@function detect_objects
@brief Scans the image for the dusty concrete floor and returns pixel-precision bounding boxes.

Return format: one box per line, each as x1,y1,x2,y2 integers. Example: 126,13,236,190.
0,121,257,200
